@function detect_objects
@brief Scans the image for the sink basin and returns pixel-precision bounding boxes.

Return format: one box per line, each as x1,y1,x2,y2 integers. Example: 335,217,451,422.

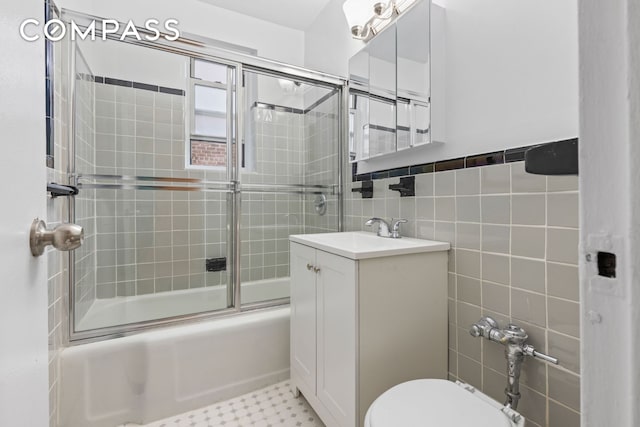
289,231,450,260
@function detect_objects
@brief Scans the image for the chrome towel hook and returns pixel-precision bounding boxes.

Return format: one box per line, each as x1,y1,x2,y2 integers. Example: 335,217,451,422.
30,218,84,257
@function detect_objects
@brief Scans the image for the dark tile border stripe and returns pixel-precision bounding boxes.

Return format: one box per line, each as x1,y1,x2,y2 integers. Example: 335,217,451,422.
95,75,185,96
465,151,504,168
133,82,159,92
435,157,465,172
409,163,434,175
352,138,578,181
159,86,185,96
104,77,132,88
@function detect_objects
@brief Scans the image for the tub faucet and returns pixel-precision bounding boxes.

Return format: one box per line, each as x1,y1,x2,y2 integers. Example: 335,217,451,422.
470,316,559,410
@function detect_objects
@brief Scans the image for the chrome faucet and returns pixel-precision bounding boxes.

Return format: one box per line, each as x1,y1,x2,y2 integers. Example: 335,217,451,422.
366,217,391,237
470,317,559,410
365,218,407,238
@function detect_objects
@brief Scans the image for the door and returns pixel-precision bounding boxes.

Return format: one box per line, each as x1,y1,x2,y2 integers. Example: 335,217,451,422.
290,243,317,392
316,251,356,427
0,0,50,425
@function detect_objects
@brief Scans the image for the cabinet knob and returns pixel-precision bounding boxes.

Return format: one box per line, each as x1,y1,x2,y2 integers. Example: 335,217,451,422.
313,266,321,273
307,263,314,271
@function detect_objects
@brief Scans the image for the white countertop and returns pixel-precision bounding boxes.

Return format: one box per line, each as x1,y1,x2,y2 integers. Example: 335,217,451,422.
289,231,450,260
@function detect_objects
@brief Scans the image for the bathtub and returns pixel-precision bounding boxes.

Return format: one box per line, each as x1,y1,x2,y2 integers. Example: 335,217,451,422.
76,277,290,331
59,288,290,426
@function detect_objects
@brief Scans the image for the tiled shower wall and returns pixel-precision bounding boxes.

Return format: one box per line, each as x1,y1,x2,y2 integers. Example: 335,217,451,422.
239,94,342,282
89,83,231,298
240,106,305,282
90,84,339,294
73,61,97,320
303,91,341,234
345,162,580,427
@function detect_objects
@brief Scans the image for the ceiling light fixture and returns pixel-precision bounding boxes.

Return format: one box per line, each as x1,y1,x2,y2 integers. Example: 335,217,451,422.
342,0,417,41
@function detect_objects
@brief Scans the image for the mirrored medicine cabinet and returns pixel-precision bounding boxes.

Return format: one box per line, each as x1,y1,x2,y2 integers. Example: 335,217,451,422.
348,0,431,162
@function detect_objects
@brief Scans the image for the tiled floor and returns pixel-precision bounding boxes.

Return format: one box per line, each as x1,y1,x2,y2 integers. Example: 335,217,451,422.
124,380,325,427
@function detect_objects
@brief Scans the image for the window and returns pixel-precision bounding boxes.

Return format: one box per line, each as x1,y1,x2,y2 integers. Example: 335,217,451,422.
187,59,234,169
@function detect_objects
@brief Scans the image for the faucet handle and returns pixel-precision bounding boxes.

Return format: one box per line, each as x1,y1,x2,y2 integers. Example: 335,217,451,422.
523,345,559,365
390,218,407,238
391,218,408,229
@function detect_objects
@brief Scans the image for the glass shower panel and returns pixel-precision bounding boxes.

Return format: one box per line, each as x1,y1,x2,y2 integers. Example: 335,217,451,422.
75,188,230,332
71,38,236,334
65,26,343,339
240,71,341,306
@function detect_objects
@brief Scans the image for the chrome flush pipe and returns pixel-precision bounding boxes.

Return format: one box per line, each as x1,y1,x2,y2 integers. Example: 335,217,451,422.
470,317,559,410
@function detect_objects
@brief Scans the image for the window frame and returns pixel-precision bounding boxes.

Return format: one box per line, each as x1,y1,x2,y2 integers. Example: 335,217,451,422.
185,58,234,171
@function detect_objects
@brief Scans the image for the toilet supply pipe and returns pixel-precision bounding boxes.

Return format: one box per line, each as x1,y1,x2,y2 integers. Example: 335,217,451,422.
469,317,559,410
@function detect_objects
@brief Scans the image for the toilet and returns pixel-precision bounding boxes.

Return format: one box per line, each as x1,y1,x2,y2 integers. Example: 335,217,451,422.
364,379,525,427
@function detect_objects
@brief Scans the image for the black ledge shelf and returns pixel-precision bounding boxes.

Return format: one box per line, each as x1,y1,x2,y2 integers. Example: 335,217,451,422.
525,138,579,175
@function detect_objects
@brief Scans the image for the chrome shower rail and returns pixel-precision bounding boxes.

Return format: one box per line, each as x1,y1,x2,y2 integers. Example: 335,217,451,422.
76,174,338,195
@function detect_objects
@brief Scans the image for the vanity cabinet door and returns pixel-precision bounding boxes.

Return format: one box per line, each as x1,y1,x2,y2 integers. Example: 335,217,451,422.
290,242,318,393
315,250,357,427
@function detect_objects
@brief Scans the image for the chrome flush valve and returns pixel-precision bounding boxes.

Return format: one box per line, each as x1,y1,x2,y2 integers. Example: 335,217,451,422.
470,316,559,410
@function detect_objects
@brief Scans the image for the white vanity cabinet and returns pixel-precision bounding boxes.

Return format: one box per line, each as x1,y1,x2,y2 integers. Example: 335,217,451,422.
289,232,450,427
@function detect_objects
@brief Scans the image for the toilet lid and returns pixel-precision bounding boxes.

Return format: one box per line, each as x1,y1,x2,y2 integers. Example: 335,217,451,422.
367,379,517,427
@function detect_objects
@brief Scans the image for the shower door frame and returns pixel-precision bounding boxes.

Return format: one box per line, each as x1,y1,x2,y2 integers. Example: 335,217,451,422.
62,9,348,343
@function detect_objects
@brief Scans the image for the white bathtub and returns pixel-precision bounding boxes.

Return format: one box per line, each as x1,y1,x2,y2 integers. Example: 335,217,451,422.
77,277,290,331
60,303,290,426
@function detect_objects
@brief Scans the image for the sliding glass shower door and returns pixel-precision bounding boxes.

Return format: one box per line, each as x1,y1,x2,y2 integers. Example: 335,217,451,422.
239,71,342,306
64,20,344,340
71,38,238,335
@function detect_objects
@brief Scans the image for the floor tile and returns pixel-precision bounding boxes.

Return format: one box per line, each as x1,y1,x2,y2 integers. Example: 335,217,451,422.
124,380,325,427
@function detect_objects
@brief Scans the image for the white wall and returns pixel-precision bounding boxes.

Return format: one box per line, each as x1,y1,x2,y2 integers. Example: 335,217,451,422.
304,0,363,77
435,0,578,155
57,0,305,67
306,0,578,171
78,38,189,89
